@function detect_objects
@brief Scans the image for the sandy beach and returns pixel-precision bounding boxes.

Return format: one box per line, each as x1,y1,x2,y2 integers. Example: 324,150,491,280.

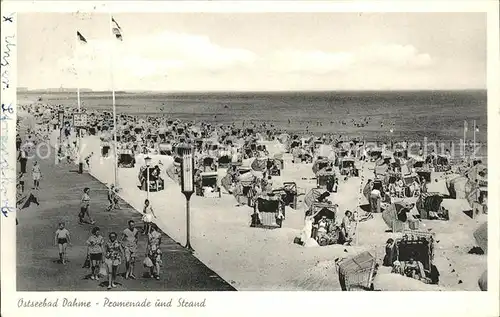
34,116,487,291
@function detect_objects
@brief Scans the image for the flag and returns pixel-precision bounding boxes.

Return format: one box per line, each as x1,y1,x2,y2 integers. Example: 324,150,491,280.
475,125,479,132
77,31,87,44
464,120,468,133
111,17,123,41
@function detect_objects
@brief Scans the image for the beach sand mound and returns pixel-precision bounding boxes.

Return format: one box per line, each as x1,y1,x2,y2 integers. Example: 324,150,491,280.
282,259,341,291
373,273,449,291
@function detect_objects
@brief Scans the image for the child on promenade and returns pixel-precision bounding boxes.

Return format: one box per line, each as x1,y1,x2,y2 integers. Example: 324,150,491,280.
142,199,156,234
84,152,93,171
79,187,95,225
32,160,42,190
54,222,71,264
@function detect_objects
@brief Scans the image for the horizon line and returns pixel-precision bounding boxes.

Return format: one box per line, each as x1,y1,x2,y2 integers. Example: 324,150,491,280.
18,88,487,93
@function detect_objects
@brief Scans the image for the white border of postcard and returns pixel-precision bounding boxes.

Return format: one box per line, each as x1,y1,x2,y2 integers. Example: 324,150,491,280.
1,1,499,317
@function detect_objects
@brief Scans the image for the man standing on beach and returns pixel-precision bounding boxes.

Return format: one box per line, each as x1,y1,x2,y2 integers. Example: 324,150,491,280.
121,220,139,279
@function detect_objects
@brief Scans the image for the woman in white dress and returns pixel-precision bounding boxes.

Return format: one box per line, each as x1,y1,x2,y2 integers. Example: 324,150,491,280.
300,214,314,244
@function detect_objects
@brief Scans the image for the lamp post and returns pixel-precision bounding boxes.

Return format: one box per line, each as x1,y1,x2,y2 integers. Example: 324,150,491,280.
58,110,64,151
179,144,195,252
145,155,152,200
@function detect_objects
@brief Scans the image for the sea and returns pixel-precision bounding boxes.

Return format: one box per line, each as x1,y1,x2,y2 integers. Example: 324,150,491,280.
19,89,487,157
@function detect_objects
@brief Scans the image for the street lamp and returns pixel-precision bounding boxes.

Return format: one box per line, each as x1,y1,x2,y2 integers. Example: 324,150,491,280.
58,110,64,150
145,155,152,200
178,144,195,252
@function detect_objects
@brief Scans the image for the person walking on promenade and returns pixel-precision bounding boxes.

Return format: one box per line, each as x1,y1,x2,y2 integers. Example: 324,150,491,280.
32,160,42,190
18,145,28,174
84,152,94,171
16,133,22,151
142,199,156,234
18,172,26,194
121,220,139,280
79,187,95,224
144,223,162,280
54,222,71,264
104,232,123,290
86,227,105,280
106,185,120,211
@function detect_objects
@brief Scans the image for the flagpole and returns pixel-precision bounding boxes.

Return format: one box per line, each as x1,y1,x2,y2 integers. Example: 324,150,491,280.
109,14,118,187
75,30,83,174
463,120,467,161
473,120,476,160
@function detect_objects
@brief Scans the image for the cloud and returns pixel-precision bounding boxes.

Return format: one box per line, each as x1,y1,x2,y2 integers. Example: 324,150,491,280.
265,43,433,75
58,31,257,81
268,50,354,74
55,34,435,90
358,44,433,68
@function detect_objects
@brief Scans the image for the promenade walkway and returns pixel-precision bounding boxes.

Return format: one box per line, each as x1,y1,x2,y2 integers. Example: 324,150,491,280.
16,136,235,291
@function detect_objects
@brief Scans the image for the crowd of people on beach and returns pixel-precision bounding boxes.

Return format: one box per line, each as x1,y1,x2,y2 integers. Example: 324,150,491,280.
16,99,488,291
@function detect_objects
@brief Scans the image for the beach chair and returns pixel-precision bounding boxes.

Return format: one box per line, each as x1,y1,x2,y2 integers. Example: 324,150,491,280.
218,155,232,169
251,193,285,229
434,155,451,172
268,158,282,176
316,169,336,190
308,202,338,243
101,142,110,157
195,172,221,198
415,192,448,220
402,174,420,197
117,149,135,168
239,179,255,207
312,158,332,174
369,149,383,162
271,184,298,210
201,156,218,172
394,230,438,284
382,202,415,232
337,251,378,291
281,182,298,209
340,158,358,176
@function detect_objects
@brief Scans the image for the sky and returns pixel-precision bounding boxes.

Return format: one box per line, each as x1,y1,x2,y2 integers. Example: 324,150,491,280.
18,12,486,91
